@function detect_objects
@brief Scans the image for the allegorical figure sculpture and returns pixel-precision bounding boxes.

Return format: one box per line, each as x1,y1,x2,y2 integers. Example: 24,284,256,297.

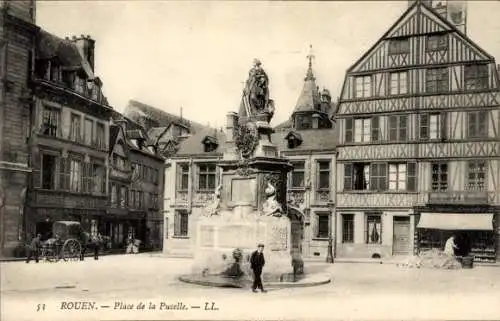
239,59,275,124
262,182,282,217
203,184,222,216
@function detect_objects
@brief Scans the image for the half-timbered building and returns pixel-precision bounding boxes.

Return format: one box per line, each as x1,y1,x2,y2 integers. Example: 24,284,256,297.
335,0,500,262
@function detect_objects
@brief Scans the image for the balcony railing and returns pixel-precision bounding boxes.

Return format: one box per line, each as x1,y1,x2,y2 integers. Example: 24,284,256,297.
425,191,492,205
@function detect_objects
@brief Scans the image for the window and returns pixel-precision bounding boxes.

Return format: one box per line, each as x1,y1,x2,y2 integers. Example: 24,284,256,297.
120,186,127,208
111,184,117,207
420,113,442,140
390,72,408,95
431,163,448,191
355,76,371,98
468,111,488,138
464,65,488,91
174,210,189,237
96,123,105,148
290,162,305,188
316,213,330,239
128,190,135,208
467,161,486,191
74,76,85,93
41,107,60,137
135,191,140,208
84,118,93,145
371,116,380,142
177,164,189,191
90,219,98,237
113,154,126,171
296,115,312,130
317,161,330,190
365,214,382,244
50,63,60,82
198,164,216,190
369,163,387,191
344,163,369,191
0,41,7,81
426,68,449,93
69,158,82,192
407,162,417,192
41,154,57,190
91,162,106,194
354,118,371,143
389,163,407,191
70,114,81,142
345,118,353,143
138,191,143,208
388,38,410,55
342,214,354,243
389,115,408,141
426,34,448,51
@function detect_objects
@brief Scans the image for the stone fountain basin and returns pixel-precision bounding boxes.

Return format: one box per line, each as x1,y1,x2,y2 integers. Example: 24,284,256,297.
178,273,332,289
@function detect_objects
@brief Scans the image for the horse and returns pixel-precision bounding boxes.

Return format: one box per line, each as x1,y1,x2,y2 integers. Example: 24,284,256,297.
80,232,109,260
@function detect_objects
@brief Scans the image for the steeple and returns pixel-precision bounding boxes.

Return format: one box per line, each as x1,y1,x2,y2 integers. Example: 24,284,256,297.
293,44,321,114
305,44,315,81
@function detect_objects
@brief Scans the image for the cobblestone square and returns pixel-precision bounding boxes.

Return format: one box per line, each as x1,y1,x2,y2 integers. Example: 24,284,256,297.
2,254,499,320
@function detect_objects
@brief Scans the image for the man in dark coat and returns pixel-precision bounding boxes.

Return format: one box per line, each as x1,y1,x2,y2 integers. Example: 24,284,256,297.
250,244,266,293
26,234,41,263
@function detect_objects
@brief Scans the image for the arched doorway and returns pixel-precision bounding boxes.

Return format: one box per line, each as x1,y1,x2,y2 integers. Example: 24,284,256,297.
287,206,304,256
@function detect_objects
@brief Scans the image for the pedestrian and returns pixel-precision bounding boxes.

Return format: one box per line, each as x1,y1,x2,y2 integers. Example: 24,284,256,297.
26,233,41,263
250,243,266,293
92,233,101,260
444,234,458,256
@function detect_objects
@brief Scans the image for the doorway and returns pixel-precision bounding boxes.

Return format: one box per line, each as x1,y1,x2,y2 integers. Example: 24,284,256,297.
393,216,411,255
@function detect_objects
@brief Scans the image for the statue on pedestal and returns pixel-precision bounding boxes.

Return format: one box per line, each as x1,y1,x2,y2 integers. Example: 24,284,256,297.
202,184,222,217
262,183,282,217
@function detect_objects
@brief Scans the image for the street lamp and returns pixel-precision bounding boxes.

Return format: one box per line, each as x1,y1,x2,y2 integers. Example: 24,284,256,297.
326,201,335,263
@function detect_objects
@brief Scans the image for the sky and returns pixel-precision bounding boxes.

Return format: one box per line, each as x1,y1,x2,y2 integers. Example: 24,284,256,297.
35,1,500,128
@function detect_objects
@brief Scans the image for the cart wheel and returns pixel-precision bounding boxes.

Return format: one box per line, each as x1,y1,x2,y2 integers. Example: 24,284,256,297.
62,239,81,262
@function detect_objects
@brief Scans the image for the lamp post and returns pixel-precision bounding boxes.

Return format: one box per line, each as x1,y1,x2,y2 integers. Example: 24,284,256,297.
326,201,335,263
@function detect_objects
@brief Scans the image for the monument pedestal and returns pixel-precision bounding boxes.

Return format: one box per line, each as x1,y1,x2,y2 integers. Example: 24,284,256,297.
192,205,293,282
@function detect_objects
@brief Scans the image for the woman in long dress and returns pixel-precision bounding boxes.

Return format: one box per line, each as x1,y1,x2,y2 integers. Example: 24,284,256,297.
444,235,458,256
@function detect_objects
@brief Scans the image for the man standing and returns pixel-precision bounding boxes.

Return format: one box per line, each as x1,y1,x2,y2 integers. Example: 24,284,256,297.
26,234,41,263
250,244,266,293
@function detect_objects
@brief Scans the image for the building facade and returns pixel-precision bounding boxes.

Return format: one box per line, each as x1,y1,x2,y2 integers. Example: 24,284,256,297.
335,1,500,261
26,29,114,241
0,0,38,256
163,57,338,259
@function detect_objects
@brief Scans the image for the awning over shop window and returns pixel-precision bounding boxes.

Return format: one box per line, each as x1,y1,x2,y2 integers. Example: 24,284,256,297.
417,213,494,231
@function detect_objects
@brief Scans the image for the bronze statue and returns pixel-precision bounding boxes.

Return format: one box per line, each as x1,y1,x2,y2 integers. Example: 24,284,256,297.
239,59,275,124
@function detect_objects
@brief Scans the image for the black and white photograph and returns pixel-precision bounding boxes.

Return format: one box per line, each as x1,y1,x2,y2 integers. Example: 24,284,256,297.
1,0,499,320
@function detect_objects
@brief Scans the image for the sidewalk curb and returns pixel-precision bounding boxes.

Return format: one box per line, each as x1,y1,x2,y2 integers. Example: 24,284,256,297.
0,250,162,263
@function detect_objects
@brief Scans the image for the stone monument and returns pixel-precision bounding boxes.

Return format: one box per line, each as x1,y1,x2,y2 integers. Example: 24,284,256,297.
190,59,299,282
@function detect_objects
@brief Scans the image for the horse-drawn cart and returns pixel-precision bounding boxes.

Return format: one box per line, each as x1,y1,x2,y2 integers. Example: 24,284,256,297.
40,221,84,262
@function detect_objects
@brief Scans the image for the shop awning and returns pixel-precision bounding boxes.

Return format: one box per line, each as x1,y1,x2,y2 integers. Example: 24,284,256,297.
417,213,494,231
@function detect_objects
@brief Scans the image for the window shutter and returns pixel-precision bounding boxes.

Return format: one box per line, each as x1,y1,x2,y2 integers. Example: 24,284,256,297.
370,163,378,190
32,152,41,189
345,118,353,143
440,112,447,140
193,164,199,191
175,164,182,190
371,116,379,142
59,157,68,190
407,162,417,191
174,211,180,236
380,163,387,190
343,163,352,191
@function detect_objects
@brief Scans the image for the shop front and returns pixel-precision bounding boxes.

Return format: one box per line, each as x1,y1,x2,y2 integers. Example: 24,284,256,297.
415,209,497,263
101,211,146,251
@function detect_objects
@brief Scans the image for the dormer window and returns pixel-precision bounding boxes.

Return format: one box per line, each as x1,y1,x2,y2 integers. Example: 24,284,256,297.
296,115,312,130
285,131,303,149
202,136,218,153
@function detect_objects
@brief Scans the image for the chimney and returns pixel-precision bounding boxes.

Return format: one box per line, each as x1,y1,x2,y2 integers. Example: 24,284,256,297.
72,35,96,71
